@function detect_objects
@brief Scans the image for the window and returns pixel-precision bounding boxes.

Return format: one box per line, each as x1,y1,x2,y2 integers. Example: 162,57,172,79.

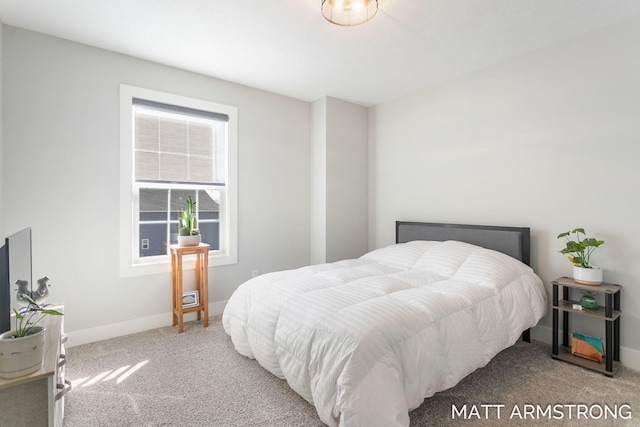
120,85,237,275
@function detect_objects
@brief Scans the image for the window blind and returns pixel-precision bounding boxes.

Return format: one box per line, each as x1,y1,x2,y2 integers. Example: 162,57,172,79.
133,98,228,185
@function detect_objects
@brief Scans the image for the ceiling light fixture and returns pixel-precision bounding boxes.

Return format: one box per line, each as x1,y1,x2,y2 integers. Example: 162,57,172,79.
322,0,378,26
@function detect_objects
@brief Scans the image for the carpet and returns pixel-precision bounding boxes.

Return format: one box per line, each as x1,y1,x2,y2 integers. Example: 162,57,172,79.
63,317,640,426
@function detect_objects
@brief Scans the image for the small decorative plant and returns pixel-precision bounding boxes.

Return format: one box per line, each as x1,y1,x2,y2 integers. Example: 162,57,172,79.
178,196,200,236
557,228,604,269
9,294,63,338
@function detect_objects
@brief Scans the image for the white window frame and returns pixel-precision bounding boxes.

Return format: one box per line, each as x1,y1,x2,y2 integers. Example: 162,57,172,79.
119,85,238,277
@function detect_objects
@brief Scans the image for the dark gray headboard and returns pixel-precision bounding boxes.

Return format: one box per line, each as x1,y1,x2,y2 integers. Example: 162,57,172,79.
396,221,531,265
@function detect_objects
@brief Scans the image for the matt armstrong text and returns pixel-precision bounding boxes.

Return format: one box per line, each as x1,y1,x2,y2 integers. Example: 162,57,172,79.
451,403,632,421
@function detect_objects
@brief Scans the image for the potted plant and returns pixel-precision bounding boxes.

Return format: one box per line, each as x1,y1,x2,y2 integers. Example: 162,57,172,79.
0,294,63,378
177,196,201,247
557,228,605,285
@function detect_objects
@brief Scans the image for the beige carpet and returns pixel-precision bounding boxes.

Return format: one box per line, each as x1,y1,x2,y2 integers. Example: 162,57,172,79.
63,317,640,426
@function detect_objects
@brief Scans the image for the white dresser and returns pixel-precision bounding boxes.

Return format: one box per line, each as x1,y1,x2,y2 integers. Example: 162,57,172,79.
0,306,68,427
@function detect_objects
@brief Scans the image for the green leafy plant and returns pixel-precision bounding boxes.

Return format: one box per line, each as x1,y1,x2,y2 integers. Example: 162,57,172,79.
178,196,200,236
10,294,63,338
557,228,604,268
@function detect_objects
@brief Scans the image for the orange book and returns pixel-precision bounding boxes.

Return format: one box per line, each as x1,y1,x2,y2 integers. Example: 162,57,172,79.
571,332,604,363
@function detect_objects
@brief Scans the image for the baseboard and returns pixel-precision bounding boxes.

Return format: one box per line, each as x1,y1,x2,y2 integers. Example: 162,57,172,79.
530,324,640,372
66,299,228,348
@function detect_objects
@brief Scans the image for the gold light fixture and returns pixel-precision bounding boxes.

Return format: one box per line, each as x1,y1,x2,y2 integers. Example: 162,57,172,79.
322,0,378,26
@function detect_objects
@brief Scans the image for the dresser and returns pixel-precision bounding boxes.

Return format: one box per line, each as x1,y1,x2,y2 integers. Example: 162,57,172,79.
0,305,68,426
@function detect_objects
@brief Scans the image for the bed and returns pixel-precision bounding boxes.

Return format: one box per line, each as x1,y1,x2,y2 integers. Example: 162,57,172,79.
222,222,547,426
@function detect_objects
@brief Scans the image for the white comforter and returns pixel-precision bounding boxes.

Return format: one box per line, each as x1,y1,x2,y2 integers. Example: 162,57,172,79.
222,241,547,426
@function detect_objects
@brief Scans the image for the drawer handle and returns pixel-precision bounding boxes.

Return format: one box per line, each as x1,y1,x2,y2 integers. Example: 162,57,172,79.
58,353,67,367
56,380,71,401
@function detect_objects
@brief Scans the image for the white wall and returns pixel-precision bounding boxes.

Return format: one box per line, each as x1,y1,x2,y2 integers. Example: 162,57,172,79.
325,97,368,262
311,96,369,264
310,98,327,264
1,26,311,344
372,16,640,369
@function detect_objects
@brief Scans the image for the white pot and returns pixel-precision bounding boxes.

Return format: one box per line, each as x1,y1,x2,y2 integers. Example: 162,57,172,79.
573,266,603,285
178,234,201,247
0,326,45,379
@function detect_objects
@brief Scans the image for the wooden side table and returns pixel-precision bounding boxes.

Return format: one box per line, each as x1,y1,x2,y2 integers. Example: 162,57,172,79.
170,243,210,333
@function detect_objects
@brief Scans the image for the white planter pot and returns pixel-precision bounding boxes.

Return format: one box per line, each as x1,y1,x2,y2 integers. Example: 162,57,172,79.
178,234,201,247
0,326,45,379
573,266,603,285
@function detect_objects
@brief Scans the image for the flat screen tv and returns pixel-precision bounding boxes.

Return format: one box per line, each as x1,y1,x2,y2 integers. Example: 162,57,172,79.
0,228,33,333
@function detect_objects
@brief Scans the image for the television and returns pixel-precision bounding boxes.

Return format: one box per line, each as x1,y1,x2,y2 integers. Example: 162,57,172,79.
0,228,33,333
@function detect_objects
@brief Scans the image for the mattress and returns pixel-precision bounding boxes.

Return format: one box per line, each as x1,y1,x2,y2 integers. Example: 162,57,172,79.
222,240,547,426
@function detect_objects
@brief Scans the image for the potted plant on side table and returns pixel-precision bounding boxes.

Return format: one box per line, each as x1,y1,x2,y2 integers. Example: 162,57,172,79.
557,228,605,285
178,196,201,247
0,294,63,379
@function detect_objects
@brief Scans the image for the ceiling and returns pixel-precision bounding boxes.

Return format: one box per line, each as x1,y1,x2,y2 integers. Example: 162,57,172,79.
1,0,639,106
